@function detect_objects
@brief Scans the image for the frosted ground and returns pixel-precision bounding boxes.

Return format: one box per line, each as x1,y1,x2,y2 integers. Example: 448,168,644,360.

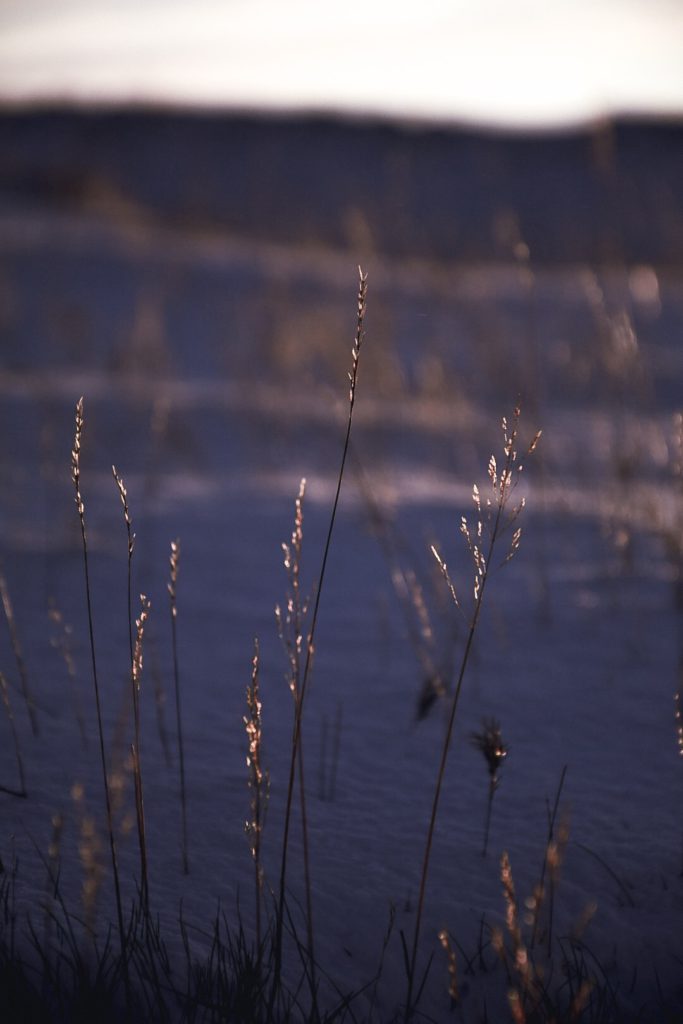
1,187,683,1020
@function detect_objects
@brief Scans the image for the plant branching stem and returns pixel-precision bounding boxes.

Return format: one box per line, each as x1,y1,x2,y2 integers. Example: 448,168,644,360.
404,437,515,1022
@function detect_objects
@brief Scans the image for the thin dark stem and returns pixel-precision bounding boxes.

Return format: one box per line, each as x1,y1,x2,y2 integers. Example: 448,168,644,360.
71,399,129,1003
169,540,188,875
131,598,151,911
113,466,149,910
297,736,316,987
482,778,496,858
246,637,265,965
272,267,367,1011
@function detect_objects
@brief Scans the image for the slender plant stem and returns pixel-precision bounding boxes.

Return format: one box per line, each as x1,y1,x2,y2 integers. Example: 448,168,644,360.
71,398,129,1000
482,778,495,858
297,736,316,980
132,596,151,910
113,466,149,910
271,267,368,1011
169,539,189,875
405,424,518,1022
245,636,265,960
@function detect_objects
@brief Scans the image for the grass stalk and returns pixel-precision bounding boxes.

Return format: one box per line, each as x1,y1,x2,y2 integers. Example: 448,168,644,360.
404,407,539,1021
131,594,151,909
244,637,267,959
113,467,150,910
272,266,368,1010
168,538,189,875
274,479,318,1005
71,397,129,997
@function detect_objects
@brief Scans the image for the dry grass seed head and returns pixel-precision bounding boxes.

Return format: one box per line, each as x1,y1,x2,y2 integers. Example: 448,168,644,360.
112,465,135,555
244,638,268,858
278,478,309,696
438,929,459,1005
132,594,151,690
168,539,180,612
348,268,368,404
72,397,85,516
471,718,508,783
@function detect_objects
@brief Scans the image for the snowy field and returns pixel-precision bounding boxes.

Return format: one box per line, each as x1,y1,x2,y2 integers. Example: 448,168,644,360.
1,114,683,1021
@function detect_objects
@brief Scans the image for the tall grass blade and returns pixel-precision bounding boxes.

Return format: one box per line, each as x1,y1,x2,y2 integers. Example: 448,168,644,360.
71,397,129,999
168,538,189,875
272,266,368,1013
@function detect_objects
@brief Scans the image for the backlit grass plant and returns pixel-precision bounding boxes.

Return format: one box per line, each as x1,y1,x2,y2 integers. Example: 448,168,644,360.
405,407,540,1021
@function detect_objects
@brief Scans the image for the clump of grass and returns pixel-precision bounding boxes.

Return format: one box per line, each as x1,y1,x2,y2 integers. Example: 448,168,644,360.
405,406,540,1021
492,846,597,1024
471,716,508,858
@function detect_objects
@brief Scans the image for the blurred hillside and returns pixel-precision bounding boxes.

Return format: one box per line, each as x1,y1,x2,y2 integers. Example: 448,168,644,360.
1,108,682,267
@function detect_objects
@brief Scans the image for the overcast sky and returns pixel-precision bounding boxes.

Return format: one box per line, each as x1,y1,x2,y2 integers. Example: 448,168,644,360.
1,0,682,129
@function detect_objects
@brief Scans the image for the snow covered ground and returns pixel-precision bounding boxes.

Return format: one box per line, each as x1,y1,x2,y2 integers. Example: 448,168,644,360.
1,128,683,1020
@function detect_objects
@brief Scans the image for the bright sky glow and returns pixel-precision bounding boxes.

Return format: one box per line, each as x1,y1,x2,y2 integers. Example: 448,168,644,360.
1,0,682,128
